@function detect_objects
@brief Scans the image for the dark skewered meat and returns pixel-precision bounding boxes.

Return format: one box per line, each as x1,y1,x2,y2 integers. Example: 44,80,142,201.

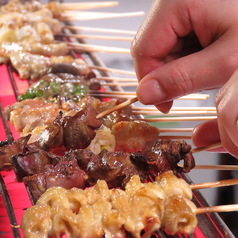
62,104,102,150
23,159,88,200
11,139,195,200
11,150,61,182
130,139,195,174
86,149,147,189
0,135,30,170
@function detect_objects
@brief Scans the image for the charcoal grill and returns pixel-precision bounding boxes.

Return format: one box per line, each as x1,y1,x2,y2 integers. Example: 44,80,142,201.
0,1,236,237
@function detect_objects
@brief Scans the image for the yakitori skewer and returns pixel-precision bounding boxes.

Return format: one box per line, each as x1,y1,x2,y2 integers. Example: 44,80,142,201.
96,95,212,118
96,97,138,119
62,25,137,35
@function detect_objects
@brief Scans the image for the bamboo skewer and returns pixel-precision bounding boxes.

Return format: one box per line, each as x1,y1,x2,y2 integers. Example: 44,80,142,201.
133,107,217,111
194,204,238,214
61,1,119,11
132,110,217,116
158,135,192,140
58,33,134,41
193,165,238,171
90,91,209,99
191,142,222,153
62,25,137,35
101,82,138,87
95,95,213,118
96,97,138,119
61,11,144,21
159,128,193,133
68,42,130,54
137,116,217,122
97,77,137,82
191,178,238,190
89,65,136,76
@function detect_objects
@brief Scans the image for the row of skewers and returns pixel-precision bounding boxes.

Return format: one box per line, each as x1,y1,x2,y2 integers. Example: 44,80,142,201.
0,0,237,237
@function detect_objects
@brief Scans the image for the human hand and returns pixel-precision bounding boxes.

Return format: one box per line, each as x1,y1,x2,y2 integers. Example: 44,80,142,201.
193,69,238,158
131,0,238,113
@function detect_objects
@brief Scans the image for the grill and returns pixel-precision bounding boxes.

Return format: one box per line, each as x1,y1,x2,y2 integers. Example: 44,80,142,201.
0,1,236,237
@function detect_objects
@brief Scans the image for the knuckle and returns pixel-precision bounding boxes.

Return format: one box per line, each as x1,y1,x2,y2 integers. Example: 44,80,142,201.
167,66,195,96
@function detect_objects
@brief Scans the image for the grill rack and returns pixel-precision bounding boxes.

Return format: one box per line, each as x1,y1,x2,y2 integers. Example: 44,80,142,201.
0,2,236,238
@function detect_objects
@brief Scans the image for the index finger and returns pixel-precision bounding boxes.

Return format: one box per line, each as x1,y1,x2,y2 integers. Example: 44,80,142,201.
130,0,193,80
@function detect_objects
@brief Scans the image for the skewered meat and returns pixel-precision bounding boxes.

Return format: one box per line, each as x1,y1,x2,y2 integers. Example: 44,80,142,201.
21,171,198,238
0,22,56,46
0,0,63,18
23,159,88,201
0,8,62,33
62,104,102,150
111,120,160,152
11,149,60,181
18,72,100,102
0,135,30,170
0,42,68,60
4,98,61,134
0,0,42,14
11,139,195,199
9,53,90,80
4,96,132,137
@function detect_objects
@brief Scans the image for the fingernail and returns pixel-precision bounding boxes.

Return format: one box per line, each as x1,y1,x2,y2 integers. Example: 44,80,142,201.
136,79,167,104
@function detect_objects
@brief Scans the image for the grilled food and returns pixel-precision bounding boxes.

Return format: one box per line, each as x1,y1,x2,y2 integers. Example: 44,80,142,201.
21,171,197,238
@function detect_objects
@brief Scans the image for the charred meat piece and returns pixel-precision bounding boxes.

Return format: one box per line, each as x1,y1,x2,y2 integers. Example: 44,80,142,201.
0,135,30,171
130,139,195,174
62,149,96,171
11,150,61,182
63,104,102,150
11,139,195,201
86,149,147,189
23,159,88,200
